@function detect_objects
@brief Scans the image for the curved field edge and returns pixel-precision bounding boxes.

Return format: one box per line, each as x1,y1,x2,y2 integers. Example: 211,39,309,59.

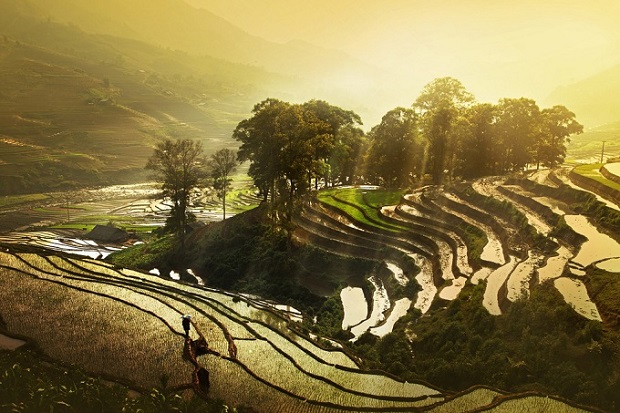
0,250,601,412
3,249,460,409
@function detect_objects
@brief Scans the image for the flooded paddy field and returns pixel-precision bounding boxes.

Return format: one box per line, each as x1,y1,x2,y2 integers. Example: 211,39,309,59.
1,170,619,412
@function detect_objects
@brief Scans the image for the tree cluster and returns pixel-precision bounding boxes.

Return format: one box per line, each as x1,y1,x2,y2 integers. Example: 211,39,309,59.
368,77,583,186
351,282,616,411
234,77,583,214
233,99,365,220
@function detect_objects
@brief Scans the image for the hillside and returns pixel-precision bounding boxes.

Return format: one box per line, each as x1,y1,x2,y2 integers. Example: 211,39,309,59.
546,62,620,129
566,122,620,164
0,11,292,194
3,0,383,122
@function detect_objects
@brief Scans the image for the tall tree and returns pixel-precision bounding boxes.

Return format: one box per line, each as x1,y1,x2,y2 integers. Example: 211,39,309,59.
415,77,474,184
209,148,239,220
234,98,288,203
328,125,367,186
495,98,541,171
146,138,204,245
538,105,583,168
366,107,420,187
302,100,363,188
234,98,360,222
457,103,499,178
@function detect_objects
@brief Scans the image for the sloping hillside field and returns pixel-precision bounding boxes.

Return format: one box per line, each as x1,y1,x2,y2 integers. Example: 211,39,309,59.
0,252,596,412
3,171,617,411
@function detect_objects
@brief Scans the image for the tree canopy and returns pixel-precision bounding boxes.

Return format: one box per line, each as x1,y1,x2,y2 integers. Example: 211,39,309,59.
209,148,239,220
234,99,363,221
145,138,204,243
235,77,582,223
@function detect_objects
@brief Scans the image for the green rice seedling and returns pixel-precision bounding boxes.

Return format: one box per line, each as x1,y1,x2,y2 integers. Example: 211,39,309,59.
0,267,192,389
426,387,502,413
246,320,441,401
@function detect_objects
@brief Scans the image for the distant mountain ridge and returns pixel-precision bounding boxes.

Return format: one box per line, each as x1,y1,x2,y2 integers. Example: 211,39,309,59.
13,0,380,85
546,62,620,129
0,2,299,194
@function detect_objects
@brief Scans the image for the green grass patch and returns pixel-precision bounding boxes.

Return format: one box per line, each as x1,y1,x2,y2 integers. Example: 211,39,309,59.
363,188,407,208
51,215,159,233
107,235,176,269
317,187,406,233
573,163,620,192
0,193,49,208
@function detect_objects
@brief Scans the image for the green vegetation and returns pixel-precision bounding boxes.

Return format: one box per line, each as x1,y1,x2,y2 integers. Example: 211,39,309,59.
454,184,554,253
317,187,406,232
146,138,205,244
0,194,50,208
352,281,617,411
108,235,177,269
573,163,620,192
0,349,227,413
515,177,620,234
184,205,374,311
234,99,364,221
51,215,158,233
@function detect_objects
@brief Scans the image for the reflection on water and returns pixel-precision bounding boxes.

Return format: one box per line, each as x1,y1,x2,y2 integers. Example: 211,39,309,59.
507,252,540,302
439,277,467,300
484,256,519,315
537,246,572,282
340,286,367,330
596,258,620,272
385,261,408,286
350,277,390,339
412,255,436,314
553,278,602,321
565,215,620,267
370,298,412,337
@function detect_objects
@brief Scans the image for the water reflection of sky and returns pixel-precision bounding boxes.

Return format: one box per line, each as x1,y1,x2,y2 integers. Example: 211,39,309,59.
565,215,620,267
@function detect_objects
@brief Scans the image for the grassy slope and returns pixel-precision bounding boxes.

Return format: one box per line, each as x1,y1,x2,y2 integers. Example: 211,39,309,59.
0,13,288,195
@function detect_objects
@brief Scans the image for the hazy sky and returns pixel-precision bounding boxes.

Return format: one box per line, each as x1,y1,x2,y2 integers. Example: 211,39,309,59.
190,0,620,105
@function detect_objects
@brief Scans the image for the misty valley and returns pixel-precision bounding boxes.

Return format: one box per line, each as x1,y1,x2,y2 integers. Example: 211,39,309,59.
2,1,620,413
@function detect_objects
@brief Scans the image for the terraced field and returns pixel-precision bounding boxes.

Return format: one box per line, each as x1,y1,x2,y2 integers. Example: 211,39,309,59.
0,251,598,412
304,172,620,336
2,168,618,411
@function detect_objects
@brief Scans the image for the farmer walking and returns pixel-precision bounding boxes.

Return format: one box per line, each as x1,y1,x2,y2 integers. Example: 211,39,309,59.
182,315,191,337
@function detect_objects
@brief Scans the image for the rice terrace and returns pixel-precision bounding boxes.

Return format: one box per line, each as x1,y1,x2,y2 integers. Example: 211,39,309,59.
2,1,620,412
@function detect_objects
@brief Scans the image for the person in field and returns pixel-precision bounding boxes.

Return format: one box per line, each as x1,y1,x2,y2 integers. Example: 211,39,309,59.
182,315,191,337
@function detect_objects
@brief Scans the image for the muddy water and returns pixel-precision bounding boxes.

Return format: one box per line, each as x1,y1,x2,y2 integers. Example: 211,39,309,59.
340,287,368,330
471,267,493,284
507,252,541,302
537,246,572,282
370,298,412,337
555,169,620,211
596,258,620,272
439,276,467,300
443,193,505,265
400,202,472,277
0,231,122,259
350,277,391,339
385,261,408,286
553,278,602,321
483,256,519,315
564,215,620,267
603,162,620,177
0,334,26,350
412,254,437,314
